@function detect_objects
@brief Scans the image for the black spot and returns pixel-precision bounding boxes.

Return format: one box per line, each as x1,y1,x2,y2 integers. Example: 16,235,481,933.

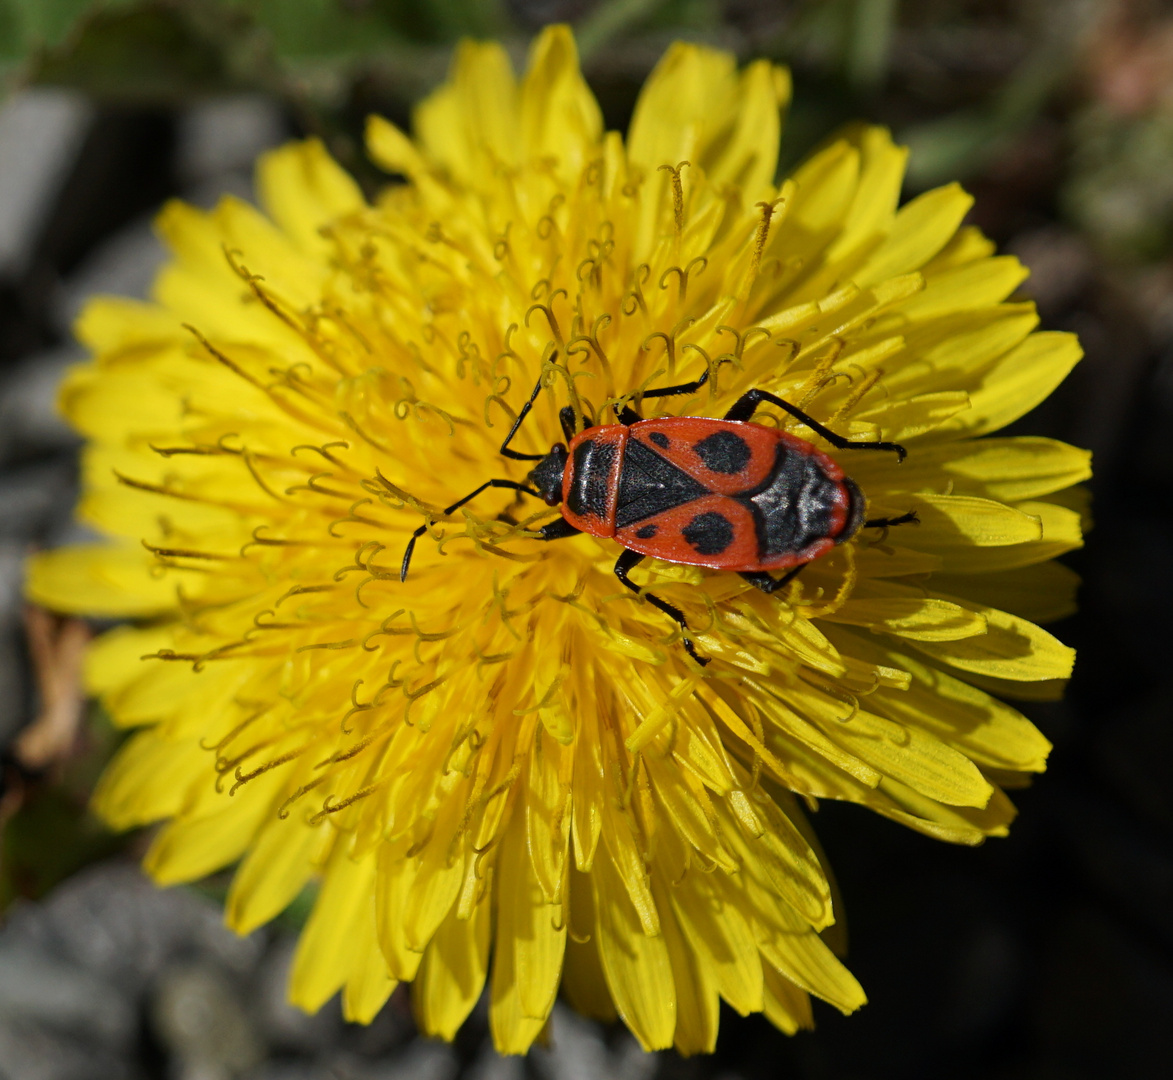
635,524,657,539
682,511,734,556
648,431,669,449
694,430,752,474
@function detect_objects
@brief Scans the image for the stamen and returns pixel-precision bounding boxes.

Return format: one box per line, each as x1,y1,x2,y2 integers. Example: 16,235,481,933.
622,263,650,316
230,744,310,795
141,540,230,561
291,442,352,468
308,785,379,825
276,777,326,820
657,161,691,239
748,196,787,285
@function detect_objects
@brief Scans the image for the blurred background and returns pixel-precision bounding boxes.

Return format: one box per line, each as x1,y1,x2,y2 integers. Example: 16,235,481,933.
1,1,1172,1078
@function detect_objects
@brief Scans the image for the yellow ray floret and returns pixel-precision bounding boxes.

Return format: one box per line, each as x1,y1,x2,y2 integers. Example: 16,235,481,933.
27,25,1085,1055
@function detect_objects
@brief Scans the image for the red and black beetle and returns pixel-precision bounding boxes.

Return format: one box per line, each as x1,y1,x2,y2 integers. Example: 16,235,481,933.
400,364,916,664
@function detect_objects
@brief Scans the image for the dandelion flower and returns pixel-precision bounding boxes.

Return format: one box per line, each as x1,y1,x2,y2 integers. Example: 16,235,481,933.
27,27,1087,1054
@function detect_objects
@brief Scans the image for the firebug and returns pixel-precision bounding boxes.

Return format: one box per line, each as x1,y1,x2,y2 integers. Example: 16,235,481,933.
400,363,916,664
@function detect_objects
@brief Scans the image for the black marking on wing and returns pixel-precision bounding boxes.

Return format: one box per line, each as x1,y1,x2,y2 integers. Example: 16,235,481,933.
682,511,734,556
615,437,708,528
693,430,751,474
735,443,840,557
648,431,669,449
635,524,658,539
566,438,617,519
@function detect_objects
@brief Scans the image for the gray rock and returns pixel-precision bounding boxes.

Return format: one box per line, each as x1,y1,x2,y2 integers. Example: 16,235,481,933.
0,458,78,543
0,542,24,629
0,91,92,280
52,216,167,335
0,1017,137,1080
1,864,262,996
0,349,82,466
151,961,266,1080
465,1041,524,1080
245,1063,334,1080
0,946,136,1048
176,98,285,189
255,937,342,1055
362,1040,458,1080
610,1033,658,1080
530,1005,609,1080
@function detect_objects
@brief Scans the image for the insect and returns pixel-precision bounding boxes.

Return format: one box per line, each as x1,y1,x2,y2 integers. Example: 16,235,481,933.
400,364,917,664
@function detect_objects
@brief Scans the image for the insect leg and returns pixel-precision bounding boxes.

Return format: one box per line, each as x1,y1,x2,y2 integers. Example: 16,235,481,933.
537,518,581,541
559,405,596,441
723,388,907,462
613,359,724,423
500,376,548,462
400,479,540,581
738,564,807,594
863,510,919,543
613,549,709,666
638,364,713,399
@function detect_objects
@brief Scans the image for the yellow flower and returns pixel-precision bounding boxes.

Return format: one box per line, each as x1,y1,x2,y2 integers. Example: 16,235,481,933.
27,26,1086,1055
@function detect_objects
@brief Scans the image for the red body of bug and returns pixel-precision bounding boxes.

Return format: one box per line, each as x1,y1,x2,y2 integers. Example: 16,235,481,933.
401,373,912,664
558,416,862,574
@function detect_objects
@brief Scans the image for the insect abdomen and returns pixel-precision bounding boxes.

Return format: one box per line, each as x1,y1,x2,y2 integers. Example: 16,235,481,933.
737,442,853,562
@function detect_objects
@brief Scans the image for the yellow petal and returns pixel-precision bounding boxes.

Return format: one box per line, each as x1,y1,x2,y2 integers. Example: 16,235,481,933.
911,600,1075,682
226,818,333,935
628,42,737,173
414,889,491,1040
756,929,866,1016
143,762,285,886
899,255,1028,321
489,874,549,1054
851,436,1092,502
825,125,908,264
943,331,1083,438
931,562,1081,625
815,709,994,808
668,876,763,1017
500,794,566,1022
561,869,618,1023
26,544,177,617
762,966,814,1035
365,115,428,178
593,849,676,1051
826,628,1053,773
656,880,720,1055
289,845,378,1014
343,919,398,1024
257,139,365,257
854,183,973,288
416,40,518,182
519,25,602,174
84,623,171,697
827,593,989,642
91,731,206,828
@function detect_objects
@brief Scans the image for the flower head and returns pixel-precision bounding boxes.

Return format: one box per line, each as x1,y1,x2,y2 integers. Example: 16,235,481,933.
28,27,1086,1054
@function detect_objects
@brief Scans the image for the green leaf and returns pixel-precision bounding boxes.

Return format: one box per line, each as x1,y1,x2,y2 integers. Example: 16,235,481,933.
34,5,238,100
